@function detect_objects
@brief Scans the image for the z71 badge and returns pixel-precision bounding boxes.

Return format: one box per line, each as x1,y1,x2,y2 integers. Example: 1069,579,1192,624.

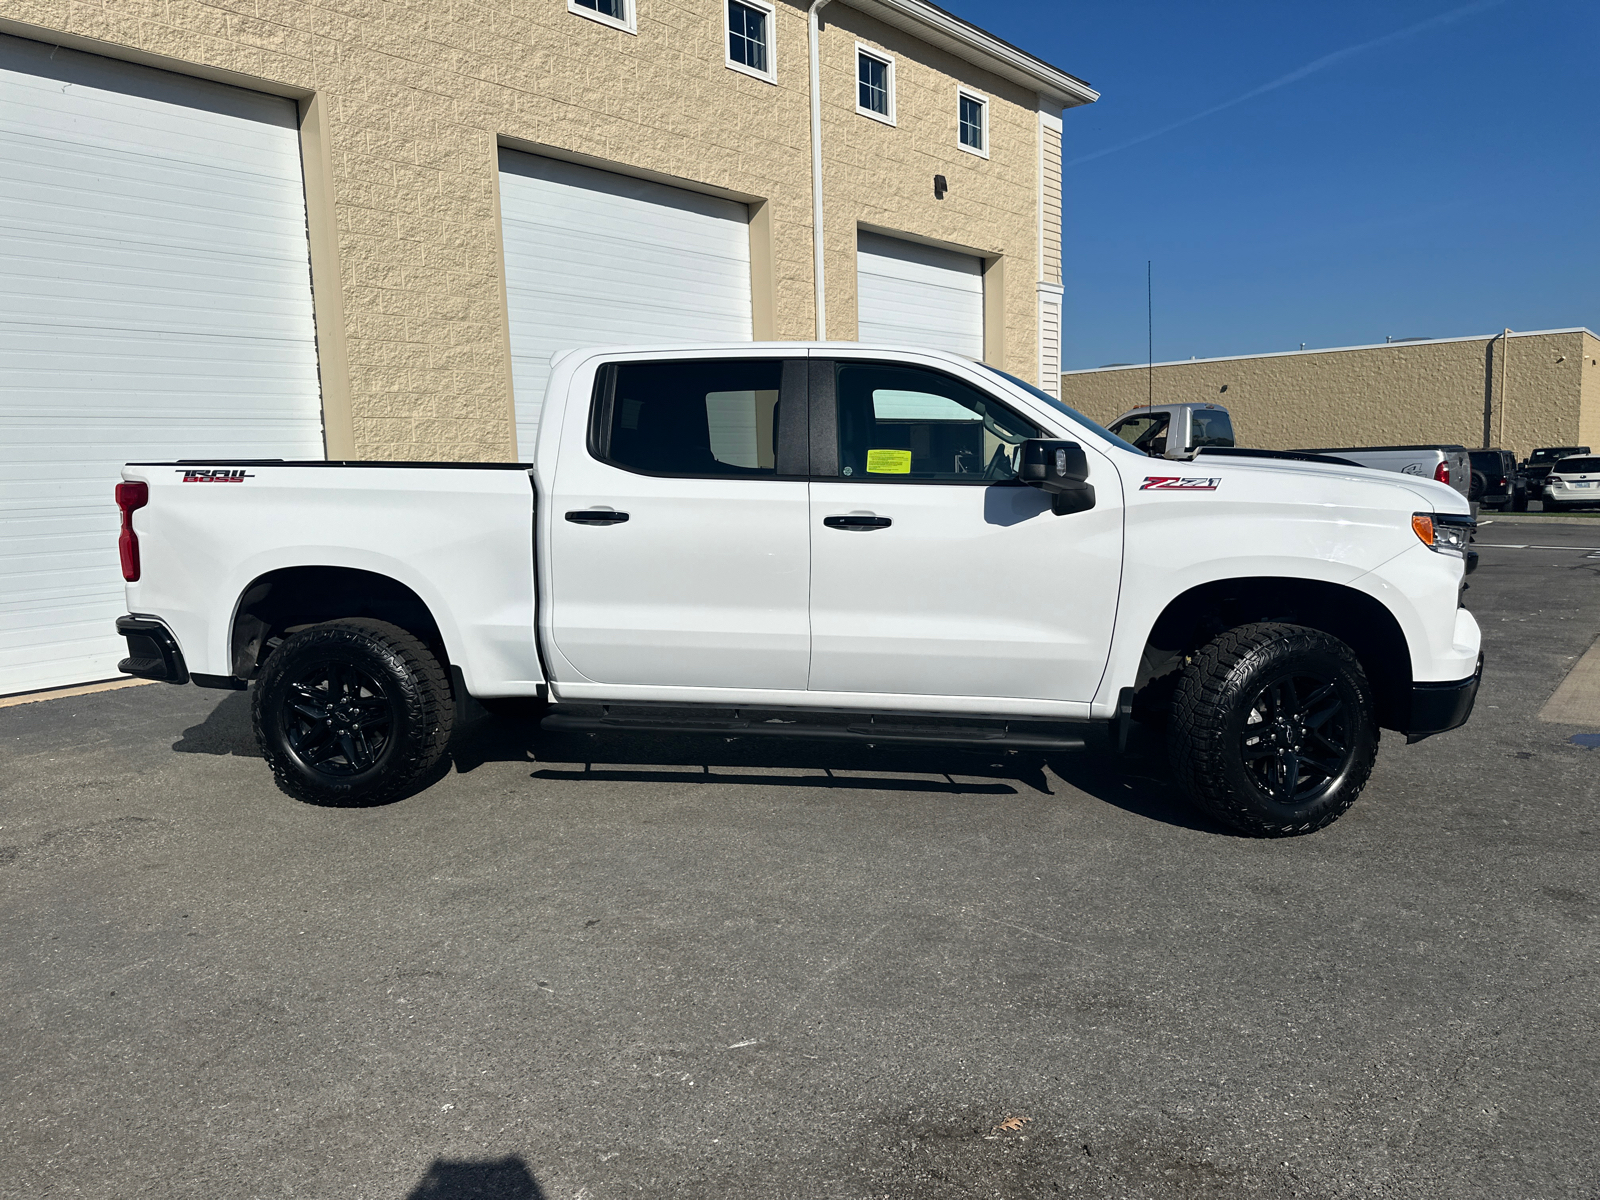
1141,476,1220,491
178,468,254,483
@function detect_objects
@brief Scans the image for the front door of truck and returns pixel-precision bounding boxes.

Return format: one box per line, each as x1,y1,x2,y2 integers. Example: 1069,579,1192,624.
806,359,1123,704
546,355,812,690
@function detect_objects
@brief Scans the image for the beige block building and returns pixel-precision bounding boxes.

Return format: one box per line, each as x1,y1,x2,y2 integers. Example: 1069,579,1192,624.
1059,328,1600,459
0,0,1094,462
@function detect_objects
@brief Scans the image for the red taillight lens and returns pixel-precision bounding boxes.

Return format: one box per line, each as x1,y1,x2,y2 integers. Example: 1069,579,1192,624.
1434,462,1450,484
116,482,148,582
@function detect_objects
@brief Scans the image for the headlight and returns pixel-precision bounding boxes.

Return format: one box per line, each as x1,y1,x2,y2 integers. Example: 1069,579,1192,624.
1412,512,1474,556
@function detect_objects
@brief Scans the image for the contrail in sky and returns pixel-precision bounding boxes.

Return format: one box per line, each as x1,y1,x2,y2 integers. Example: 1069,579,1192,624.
1064,0,1505,168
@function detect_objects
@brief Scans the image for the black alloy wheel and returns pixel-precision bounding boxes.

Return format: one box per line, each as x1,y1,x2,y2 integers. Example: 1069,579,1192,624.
1168,622,1379,837
252,618,455,806
1238,671,1353,806
281,659,396,779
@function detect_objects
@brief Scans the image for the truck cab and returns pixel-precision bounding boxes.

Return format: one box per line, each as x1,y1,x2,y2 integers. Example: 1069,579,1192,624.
1107,402,1235,459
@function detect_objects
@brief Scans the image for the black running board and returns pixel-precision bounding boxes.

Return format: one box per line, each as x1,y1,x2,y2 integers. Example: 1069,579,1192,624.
541,703,1090,751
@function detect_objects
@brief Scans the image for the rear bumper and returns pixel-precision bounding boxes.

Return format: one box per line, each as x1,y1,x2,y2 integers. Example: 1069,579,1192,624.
1405,652,1483,743
116,615,188,684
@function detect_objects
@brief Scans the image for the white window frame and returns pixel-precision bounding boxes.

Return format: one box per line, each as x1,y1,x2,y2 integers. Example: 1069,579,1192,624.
855,43,896,127
725,0,776,84
568,0,636,35
956,85,989,159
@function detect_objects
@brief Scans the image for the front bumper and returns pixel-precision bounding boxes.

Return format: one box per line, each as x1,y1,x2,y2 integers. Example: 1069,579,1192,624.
116,615,188,684
1405,652,1483,743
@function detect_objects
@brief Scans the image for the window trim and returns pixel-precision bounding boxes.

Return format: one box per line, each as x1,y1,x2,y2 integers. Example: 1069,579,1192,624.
588,359,812,480
815,359,1043,486
725,0,777,84
956,85,989,159
855,44,897,127
567,0,636,36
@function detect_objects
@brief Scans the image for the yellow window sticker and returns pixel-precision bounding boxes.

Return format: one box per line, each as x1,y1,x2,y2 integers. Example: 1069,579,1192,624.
866,449,912,474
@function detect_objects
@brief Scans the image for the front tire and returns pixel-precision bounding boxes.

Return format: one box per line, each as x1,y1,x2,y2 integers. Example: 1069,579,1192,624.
252,619,455,806
1169,623,1378,837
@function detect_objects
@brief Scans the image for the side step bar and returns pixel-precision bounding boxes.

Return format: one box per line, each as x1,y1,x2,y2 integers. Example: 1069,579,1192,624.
541,703,1090,751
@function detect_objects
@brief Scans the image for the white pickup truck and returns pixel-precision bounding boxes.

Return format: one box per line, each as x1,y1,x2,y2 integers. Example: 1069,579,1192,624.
114,344,1482,837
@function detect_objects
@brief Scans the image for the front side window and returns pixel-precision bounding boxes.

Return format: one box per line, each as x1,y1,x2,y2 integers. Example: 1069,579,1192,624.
835,364,1038,482
727,1,772,79
600,360,786,477
857,49,894,123
958,91,987,154
569,0,633,32
1109,412,1170,455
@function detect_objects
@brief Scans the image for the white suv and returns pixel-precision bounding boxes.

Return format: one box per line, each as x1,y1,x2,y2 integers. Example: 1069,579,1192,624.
1542,454,1600,511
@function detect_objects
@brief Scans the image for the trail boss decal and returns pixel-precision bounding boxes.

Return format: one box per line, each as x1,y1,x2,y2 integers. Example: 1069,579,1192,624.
178,469,254,483
1141,476,1221,491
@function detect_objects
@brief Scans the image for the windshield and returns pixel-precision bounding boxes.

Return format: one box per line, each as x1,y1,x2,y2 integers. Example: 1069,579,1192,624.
980,366,1142,453
1532,447,1583,464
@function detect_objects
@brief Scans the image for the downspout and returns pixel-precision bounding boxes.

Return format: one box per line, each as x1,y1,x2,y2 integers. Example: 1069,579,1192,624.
807,0,833,340
1498,328,1512,448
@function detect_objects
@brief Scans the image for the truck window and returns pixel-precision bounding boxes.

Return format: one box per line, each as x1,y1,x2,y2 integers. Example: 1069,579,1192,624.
601,360,786,476
1190,408,1234,449
1109,412,1169,455
834,364,1039,482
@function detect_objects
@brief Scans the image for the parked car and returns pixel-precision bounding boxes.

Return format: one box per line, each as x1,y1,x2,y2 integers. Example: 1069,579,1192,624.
1541,454,1600,512
1520,445,1590,496
1107,402,1235,459
1468,449,1524,511
113,343,1481,837
1293,444,1473,504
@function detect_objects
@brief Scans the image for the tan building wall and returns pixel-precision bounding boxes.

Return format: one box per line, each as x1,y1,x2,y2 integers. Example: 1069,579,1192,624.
1060,329,1600,460
2,0,1090,461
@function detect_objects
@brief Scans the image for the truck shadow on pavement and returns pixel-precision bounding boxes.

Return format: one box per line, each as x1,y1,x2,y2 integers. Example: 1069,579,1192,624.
404,1155,544,1199
168,691,1226,833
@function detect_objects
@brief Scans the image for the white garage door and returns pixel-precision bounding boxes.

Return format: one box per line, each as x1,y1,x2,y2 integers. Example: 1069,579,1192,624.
498,151,753,456
857,231,985,360
0,35,323,696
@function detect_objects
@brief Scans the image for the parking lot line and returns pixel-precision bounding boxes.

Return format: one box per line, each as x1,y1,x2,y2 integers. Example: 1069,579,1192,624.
1477,543,1600,551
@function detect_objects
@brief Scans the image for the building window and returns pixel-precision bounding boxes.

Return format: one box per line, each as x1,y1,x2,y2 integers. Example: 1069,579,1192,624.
726,0,775,83
856,45,895,125
958,88,988,157
569,0,635,34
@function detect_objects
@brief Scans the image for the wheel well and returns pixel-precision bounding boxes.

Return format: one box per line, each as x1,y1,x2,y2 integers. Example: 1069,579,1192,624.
230,567,446,680
1138,578,1413,730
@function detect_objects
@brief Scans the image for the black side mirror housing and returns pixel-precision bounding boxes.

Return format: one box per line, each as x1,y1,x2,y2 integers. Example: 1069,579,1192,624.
1018,439,1096,515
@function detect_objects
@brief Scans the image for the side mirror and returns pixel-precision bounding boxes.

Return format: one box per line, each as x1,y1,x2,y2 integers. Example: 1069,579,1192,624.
1018,439,1096,516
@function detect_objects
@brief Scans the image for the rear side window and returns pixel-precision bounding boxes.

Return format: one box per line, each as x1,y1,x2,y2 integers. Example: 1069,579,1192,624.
1190,408,1234,449
599,360,786,476
1555,457,1600,473
834,364,1039,482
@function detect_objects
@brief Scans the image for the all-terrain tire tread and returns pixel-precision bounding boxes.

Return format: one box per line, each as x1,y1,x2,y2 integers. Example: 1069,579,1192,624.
1168,622,1377,838
251,618,455,806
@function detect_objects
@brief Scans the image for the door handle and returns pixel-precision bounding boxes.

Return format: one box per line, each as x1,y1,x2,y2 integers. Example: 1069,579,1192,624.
823,514,892,530
565,510,629,525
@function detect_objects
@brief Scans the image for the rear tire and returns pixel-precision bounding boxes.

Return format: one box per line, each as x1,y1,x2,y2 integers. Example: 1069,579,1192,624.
252,619,455,806
1168,623,1379,837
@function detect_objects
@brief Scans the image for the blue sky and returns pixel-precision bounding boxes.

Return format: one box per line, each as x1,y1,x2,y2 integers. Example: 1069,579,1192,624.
946,0,1599,368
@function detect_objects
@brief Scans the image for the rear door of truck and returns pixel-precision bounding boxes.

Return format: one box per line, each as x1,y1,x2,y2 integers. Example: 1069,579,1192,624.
541,351,812,690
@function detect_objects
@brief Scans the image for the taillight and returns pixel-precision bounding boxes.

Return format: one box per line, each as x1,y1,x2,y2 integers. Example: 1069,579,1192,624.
116,482,148,582
1434,462,1450,484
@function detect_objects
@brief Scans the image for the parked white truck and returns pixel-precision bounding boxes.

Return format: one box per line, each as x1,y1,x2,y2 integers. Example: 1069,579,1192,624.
115,344,1482,836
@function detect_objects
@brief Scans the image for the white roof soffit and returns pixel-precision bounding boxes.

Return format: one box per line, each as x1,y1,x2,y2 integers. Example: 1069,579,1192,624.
843,0,1098,108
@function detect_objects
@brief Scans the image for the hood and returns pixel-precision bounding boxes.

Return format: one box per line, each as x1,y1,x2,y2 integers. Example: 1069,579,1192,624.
1187,450,1469,513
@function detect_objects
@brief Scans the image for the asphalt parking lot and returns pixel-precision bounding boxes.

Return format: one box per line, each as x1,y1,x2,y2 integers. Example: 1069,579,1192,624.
5,523,1599,1200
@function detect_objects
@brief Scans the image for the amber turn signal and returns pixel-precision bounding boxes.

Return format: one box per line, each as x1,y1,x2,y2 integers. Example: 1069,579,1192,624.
1411,513,1435,546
